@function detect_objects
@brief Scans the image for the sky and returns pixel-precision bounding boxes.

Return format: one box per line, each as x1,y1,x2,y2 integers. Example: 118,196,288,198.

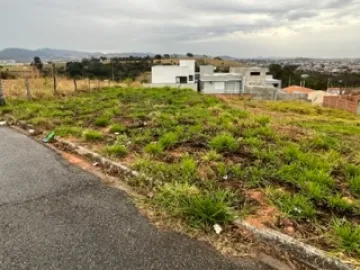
1,0,360,58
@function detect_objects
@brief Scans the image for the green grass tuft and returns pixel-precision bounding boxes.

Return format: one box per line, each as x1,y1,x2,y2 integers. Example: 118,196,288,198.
155,183,234,227
54,126,83,137
109,124,125,133
94,117,110,127
329,220,360,256
104,144,127,157
209,133,239,153
82,130,103,141
144,142,164,155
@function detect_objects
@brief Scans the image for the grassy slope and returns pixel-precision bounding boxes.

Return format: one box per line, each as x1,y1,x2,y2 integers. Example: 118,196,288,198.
1,87,360,260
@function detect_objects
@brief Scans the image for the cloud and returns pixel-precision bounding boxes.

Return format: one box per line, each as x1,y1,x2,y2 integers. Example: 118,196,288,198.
1,0,360,57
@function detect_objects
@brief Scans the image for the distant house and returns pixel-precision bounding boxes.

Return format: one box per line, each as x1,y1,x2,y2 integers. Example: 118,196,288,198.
147,61,282,95
199,65,243,94
150,60,197,90
282,85,314,94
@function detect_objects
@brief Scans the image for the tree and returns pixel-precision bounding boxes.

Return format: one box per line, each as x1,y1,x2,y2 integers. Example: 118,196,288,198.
32,56,43,72
163,54,170,59
186,52,194,58
154,54,162,60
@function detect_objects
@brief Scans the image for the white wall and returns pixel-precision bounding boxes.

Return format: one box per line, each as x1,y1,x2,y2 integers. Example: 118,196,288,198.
202,81,242,94
143,83,197,91
152,66,190,84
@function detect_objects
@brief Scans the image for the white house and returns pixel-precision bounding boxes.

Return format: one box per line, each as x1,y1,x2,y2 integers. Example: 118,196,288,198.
199,65,243,94
150,60,197,90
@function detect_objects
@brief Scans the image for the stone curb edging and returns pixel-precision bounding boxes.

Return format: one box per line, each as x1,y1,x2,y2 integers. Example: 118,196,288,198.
55,137,354,270
234,220,353,270
6,123,356,270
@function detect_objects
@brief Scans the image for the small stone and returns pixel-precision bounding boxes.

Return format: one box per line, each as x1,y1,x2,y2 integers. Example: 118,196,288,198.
213,224,223,235
114,132,120,135
0,121,6,126
284,226,295,234
28,129,36,135
93,162,100,167
223,175,229,180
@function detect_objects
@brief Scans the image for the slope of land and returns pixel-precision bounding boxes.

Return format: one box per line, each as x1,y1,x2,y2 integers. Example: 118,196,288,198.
1,87,360,264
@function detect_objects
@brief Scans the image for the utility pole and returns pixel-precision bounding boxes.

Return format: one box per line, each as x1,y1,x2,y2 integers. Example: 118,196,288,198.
0,78,5,106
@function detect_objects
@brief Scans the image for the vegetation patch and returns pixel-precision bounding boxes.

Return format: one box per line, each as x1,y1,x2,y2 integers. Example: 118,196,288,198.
2,87,360,261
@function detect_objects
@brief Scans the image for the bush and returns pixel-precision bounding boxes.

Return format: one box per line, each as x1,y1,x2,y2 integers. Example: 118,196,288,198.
209,133,239,153
94,117,110,127
104,144,127,157
82,130,103,141
144,142,163,155
329,220,360,256
109,124,125,133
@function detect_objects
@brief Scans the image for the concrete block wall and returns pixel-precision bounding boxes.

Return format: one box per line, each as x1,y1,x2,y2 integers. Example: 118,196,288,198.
323,96,360,114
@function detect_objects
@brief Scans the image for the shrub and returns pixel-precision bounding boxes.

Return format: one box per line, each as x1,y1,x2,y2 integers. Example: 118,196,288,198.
104,144,127,157
144,142,164,155
209,133,239,153
109,124,125,133
82,130,103,141
94,117,110,127
159,132,178,148
329,220,360,256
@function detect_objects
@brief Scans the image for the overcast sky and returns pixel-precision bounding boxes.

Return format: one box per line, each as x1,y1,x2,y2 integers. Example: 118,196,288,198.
1,0,360,58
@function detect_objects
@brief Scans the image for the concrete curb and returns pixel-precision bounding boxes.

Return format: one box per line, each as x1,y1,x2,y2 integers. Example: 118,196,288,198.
56,137,354,270
7,123,356,270
234,220,353,270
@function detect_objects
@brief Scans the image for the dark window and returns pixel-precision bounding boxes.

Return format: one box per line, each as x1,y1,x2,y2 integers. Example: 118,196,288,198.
189,75,194,81
176,76,188,84
250,72,261,76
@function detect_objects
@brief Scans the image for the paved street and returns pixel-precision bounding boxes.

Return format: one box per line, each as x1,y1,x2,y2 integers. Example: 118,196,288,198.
0,127,268,270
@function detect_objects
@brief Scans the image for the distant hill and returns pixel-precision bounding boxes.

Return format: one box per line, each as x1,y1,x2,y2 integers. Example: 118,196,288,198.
0,48,155,62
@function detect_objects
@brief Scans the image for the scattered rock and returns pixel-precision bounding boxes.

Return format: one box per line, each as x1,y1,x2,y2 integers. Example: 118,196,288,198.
93,162,100,167
0,121,6,126
284,226,295,234
213,224,223,235
28,129,36,135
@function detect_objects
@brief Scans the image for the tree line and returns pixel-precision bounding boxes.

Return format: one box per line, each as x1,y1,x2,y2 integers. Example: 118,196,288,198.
269,64,360,90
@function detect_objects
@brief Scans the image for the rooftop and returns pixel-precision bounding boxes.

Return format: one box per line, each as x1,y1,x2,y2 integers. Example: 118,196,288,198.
282,85,315,94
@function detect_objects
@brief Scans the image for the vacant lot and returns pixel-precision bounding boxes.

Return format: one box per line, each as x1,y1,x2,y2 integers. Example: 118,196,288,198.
1,87,360,262
1,78,120,99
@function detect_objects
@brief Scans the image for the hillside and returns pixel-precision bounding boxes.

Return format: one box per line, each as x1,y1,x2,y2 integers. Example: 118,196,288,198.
0,48,155,62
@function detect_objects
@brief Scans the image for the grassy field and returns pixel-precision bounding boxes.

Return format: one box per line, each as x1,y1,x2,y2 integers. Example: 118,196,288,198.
1,78,121,99
1,87,360,261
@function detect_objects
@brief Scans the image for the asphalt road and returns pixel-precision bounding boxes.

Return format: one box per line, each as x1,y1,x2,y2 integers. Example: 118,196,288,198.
0,127,269,270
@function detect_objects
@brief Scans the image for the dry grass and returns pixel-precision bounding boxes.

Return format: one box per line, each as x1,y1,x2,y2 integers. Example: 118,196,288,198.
2,77,121,99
